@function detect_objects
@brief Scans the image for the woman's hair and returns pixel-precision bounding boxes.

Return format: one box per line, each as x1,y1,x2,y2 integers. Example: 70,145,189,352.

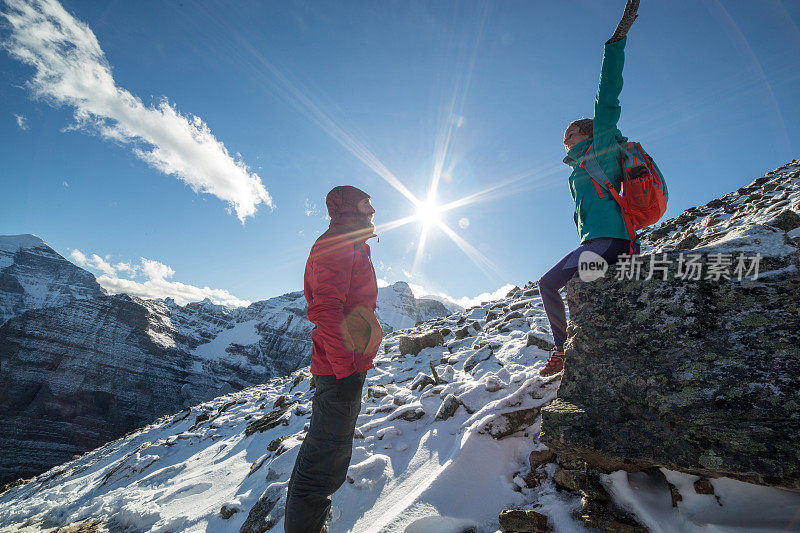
567,118,593,138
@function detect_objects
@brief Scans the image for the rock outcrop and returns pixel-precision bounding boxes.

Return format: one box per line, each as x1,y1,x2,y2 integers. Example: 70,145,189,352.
542,159,800,491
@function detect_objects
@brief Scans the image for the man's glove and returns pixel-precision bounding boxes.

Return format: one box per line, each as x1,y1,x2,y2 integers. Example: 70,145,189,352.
335,371,365,403
610,0,639,43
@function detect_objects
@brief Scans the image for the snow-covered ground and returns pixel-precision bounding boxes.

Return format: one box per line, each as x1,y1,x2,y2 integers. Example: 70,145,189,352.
2,283,798,533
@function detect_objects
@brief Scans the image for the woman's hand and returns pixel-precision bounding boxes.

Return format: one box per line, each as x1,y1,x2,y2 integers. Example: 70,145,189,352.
610,0,639,43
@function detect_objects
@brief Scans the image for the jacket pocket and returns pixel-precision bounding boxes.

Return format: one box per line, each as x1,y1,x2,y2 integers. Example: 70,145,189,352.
342,306,374,354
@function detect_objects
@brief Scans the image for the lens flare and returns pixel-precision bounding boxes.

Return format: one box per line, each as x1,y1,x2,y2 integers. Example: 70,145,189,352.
415,199,442,228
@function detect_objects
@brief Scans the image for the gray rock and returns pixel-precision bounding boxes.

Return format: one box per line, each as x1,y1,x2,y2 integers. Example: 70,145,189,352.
768,209,800,231
409,373,436,391
541,245,800,490
398,330,445,356
240,484,284,533
434,394,461,421
480,407,540,439
220,504,240,519
498,509,547,533
526,333,552,351
463,346,493,372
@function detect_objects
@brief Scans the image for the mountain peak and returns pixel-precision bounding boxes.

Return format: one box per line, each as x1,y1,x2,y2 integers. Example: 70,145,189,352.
389,280,413,294
0,234,49,252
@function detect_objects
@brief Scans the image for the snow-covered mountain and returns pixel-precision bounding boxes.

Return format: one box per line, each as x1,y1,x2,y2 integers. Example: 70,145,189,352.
376,281,457,333
0,238,457,484
0,234,105,325
1,160,798,531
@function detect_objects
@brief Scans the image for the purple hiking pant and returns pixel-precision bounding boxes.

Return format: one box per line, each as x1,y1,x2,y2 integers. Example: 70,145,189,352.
537,237,639,351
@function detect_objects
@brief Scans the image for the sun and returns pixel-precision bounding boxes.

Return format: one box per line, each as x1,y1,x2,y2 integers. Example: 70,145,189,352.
415,199,442,227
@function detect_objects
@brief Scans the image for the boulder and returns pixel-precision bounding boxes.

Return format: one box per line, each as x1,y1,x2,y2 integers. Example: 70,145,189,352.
463,346,493,372
240,484,284,533
398,330,444,356
480,407,540,439
528,448,555,469
434,394,461,421
526,333,552,351
409,373,436,391
498,509,547,532
541,246,800,490
245,403,295,437
220,504,240,519
768,209,800,231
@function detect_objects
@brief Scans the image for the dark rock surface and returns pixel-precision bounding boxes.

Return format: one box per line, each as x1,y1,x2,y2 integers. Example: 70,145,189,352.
542,160,800,491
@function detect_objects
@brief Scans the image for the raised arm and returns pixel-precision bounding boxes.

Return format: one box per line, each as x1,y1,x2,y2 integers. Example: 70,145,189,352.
610,0,639,43
594,0,639,141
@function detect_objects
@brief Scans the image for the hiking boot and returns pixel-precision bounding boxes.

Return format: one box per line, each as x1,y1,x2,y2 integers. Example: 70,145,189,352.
540,349,565,377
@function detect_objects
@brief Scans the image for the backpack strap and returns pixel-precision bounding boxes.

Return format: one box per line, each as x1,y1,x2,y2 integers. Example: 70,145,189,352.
581,143,615,193
580,142,638,243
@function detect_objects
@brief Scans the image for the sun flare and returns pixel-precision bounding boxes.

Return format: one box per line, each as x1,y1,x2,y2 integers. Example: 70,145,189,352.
415,199,442,227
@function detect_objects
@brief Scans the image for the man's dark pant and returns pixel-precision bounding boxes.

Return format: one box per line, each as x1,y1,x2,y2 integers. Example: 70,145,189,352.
538,238,639,350
284,371,366,533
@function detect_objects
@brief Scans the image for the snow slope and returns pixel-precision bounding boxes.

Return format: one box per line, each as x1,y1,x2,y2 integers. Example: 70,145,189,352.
2,283,798,532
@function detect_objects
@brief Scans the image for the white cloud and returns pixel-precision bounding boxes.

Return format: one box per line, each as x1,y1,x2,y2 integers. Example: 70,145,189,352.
71,248,124,277
13,113,28,130
113,261,135,274
406,281,516,309
89,253,116,276
69,249,86,264
69,248,250,308
141,257,174,280
376,278,389,288
2,0,272,222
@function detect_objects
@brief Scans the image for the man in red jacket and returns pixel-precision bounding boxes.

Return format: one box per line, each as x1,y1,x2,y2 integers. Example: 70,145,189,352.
285,185,382,533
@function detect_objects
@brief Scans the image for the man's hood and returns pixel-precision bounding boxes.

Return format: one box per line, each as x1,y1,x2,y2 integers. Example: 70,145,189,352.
326,185,370,221
322,185,376,243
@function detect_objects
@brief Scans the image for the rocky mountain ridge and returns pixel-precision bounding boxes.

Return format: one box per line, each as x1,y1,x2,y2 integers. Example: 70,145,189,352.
0,237,455,484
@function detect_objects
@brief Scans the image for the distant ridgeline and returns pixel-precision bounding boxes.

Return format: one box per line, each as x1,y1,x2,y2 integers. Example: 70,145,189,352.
0,235,455,484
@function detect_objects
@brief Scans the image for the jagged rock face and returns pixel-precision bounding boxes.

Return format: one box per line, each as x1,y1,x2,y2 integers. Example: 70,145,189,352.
0,294,196,484
0,234,105,326
0,291,306,485
376,281,454,333
541,159,800,491
228,292,313,377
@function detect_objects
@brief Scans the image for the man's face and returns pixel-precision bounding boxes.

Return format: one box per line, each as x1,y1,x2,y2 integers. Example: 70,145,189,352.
563,125,589,151
356,197,375,220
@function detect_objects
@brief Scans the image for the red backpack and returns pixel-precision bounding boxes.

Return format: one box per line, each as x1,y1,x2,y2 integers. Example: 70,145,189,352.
582,141,669,242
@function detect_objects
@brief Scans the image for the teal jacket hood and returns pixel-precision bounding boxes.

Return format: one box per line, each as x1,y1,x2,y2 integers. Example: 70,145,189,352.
563,131,628,168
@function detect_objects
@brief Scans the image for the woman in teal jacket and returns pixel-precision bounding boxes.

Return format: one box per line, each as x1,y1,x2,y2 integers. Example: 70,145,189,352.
539,0,640,377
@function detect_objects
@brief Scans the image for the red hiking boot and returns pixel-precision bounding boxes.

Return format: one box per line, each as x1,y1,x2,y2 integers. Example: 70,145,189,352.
540,348,565,377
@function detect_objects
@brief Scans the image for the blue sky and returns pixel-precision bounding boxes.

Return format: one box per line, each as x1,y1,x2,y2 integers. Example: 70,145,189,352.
2,0,800,307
